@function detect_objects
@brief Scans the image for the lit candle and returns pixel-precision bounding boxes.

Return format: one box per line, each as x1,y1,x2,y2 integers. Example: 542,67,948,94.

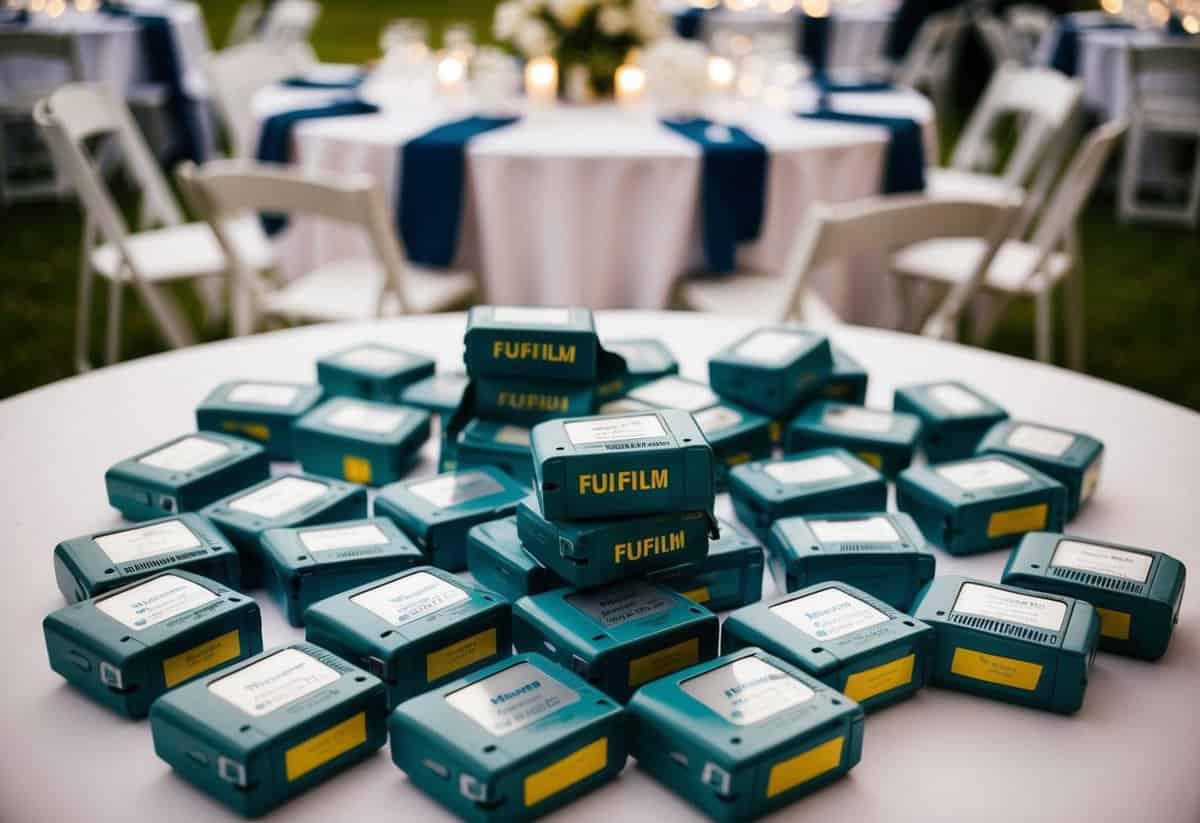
524,56,558,105
707,56,735,94
614,64,646,104
435,53,467,95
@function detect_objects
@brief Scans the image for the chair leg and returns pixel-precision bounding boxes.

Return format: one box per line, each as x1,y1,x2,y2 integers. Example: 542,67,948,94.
105,272,125,366
74,254,96,373
1118,120,1143,224
194,276,226,331
0,119,8,209
1188,131,1200,230
135,281,198,349
1064,263,1086,372
1034,285,1053,364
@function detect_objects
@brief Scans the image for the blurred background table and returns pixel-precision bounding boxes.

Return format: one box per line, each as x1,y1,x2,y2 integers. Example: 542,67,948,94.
2,310,1198,823
252,82,934,318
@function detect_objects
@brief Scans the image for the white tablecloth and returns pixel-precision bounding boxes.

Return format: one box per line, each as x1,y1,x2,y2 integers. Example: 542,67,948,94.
2,311,1199,823
253,83,934,321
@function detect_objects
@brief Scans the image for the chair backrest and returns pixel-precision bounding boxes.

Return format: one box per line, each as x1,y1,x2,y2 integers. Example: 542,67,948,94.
34,85,184,260
258,0,322,46
950,62,1081,186
974,14,1019,68
1004,4,1053,65
0,30,85,109
776,194,1022,326
1126,43,1200,116
203,42,302,157
1027,119,1128,261
225,0,264,47
895,9,968,89
179,159,410,315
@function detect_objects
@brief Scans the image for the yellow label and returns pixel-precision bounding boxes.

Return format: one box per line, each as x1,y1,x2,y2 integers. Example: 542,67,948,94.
1081,459,1101,502
523,737,608,807
856,452,883,470
497,391,570,412
285,712,367,782
342,455,372,485
986,504,1048,538
491,340,576,363
579,469,669,496
628,637,700,687
1096,607,1131,640
162,629,241,689
842,654,915,703
768,421,783,444
950,647,1042,690
222,421,270,441
822,383,851,398
725,452,753,467
766,736,844,799
681,586,711,604
614,529,686,565
426,628,498,682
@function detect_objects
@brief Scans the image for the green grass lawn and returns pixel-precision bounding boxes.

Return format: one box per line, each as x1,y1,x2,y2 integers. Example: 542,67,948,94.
1,1,1197,408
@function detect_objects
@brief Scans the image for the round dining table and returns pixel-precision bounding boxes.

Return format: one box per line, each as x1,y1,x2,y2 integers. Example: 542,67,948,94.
2,311,1197,822
251,83,935,322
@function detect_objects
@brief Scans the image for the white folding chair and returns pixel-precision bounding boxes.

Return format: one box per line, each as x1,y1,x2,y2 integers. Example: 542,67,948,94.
203,41,313,158
0,30,83,204
928,62,1082,208
679,194,1021,339
33,84,274,371
225,0,264,46
893,9,969,126
974,13,1020,70
893,119,1128,369
257,0,322,47
178,159,479,336
1118,43,1200,228
1004,4,1053,66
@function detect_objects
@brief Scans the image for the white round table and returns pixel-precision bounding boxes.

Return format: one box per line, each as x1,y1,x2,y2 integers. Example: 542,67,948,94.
2,311,1197,823
252,84,935,322
1076,28,1196,121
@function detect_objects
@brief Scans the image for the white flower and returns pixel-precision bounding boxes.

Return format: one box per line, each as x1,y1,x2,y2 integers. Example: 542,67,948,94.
548,0,591,28
493,0,525,41
515,18,556,57
597,5,630,35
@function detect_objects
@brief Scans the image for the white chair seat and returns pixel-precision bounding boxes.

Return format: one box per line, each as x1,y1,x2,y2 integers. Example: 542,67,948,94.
927,167,1023,202
681,271,841,328
262,258,477,321
893,237,1071,294
91,217,274,282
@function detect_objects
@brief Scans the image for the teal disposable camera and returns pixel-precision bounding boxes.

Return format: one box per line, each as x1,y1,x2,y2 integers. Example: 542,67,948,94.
1002,531,1185,660
911,575,1099,714
648,518,765,612
455,419,535,486
626,647,864,822
293,397,430,486
785,402,921,477
598,338,680,398
260,518,424,627
45,571,262,718
625,375,722,414
54,513,241,603
374,467,527,572
316,343,435,402
692,402,773,491
466,516,565,602
893,381,1008,463
106,432,269,521
390,653,627,821
708,326,834,418
400,372,470,419
897,456,1067,555
473,376,596,425
976,420,1103,519
512,580,719,702
722,582,935,712
196,380,323,460
464,305,599,382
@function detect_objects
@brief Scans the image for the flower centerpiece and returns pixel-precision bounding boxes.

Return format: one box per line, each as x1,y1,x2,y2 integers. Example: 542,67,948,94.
494,0,664,100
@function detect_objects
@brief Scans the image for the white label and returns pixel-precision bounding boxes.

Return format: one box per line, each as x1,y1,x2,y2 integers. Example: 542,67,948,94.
408,471,506,508
227,383,301,407
326,401,409,435
928,384,985,415
1007,424,1076,458
94,574,218,630
822,406,894,434
937,459,1030,491
733,330,812,365
229,476,328,519
350,571,468,625
444,660,579,737
563,414,667,446
94,520,203,564
605,342,669,371
598,399,652,415
809,516,900,544
494,425,531,447
1051,539,1152,583
693,405,742,435
566,580,672,629
139,436,231,472
953,582,1067,632
629,377,718,413
299,523,390,555
337,346,413,374
771,587,890,641
491,307,571,325
208,648,339,717
763,455,853,485
681,656,814,726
